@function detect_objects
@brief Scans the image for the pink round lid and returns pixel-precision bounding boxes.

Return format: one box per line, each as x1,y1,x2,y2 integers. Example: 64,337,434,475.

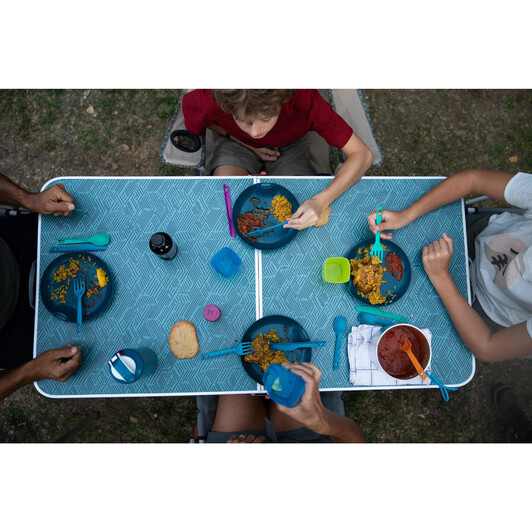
204,304,221,322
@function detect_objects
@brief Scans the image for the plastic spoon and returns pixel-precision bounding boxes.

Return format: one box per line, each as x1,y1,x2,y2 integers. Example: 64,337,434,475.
333,316,347,370
399,338,458,401
56,232,110,246
399,338,427,380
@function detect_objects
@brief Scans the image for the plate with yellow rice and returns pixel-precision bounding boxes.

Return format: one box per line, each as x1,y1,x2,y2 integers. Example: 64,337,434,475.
241,315,312,385
40,252,113,323
346,239,411,306
232,183,300,250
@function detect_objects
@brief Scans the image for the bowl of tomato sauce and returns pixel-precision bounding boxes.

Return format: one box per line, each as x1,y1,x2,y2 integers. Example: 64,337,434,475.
376,324,431,381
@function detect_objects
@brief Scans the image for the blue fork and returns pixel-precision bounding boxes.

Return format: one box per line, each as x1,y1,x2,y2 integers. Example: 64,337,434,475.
200,342,255,360
73,276,85,333
370,206,384,261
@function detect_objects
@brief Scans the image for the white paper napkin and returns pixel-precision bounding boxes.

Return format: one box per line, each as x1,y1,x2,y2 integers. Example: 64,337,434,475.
347,325,432,386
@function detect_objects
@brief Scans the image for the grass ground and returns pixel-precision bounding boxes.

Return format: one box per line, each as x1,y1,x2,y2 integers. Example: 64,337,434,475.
0,89,531,443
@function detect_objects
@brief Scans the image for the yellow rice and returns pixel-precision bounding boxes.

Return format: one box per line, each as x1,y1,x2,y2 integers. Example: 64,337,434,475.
270,195,293,223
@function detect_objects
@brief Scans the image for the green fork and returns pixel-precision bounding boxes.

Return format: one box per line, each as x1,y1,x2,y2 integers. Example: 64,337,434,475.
370,206,384,261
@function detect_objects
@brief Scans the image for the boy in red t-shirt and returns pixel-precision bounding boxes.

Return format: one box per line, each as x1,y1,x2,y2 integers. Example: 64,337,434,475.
181,89,373,229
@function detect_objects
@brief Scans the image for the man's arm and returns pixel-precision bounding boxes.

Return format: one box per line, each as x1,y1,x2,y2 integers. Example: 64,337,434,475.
368,169,515,239
0,344,82,400
276,362,366,443
286,133,373,230
423,234,532,362
0,171,75,215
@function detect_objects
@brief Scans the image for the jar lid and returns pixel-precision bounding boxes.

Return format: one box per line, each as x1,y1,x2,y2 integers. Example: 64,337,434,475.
204,304,221,322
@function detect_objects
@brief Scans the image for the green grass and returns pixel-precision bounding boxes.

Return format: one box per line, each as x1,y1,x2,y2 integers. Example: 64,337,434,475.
0,89,530,443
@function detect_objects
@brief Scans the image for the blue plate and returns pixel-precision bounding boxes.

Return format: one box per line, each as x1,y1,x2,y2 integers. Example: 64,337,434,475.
241,315,312,385
40,252,113,323
232,183,300,250
346,239,411,306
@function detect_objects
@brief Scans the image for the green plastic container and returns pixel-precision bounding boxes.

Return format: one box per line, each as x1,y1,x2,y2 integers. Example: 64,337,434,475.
322,257,350,283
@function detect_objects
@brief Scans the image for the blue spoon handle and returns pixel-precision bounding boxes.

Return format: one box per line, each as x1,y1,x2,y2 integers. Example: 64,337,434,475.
426,371,458,402
333,335,342,370
247,222,286,237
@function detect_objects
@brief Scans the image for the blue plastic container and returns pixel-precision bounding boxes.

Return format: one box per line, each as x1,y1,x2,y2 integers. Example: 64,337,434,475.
263,363,306,407
210,247,242,278
108,348,158,384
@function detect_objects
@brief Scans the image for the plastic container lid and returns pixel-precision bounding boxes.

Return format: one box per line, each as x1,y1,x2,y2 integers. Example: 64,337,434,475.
204,304,221,322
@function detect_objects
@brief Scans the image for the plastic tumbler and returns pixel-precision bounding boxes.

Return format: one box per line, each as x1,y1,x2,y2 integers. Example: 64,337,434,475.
210,247,242,278
108,348,158,384
263,363,306,408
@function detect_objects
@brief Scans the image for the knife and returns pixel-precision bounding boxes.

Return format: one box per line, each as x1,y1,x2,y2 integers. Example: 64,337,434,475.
49,244,108,253
246,221,287,237
270,341,326,352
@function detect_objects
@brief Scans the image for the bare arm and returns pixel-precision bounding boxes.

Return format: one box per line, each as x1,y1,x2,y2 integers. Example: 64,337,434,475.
0,171,36,209
0,171,75,215
423,234,532,362
286,133,373,230
368,169,515,239
276,363,366,443
0,344,82,400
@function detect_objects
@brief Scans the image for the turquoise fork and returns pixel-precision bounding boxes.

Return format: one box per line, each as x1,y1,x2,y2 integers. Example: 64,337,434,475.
200,342,255,360
370,206,384,261
73,276,85,333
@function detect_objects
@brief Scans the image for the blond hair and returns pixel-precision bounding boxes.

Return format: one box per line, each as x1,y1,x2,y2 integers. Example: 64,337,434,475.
212,89,295,119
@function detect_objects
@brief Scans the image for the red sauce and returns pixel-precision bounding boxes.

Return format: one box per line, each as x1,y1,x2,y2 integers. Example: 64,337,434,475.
385,252,403,281
237,211,262,241
377,326,424,379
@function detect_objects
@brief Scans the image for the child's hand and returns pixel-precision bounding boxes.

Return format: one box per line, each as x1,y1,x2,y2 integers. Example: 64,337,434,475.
367,209,409,240
252,146,280,162
284,198,324,230
422,233,453,282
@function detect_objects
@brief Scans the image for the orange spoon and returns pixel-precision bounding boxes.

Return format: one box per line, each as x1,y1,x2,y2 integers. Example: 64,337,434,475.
399,338,427,380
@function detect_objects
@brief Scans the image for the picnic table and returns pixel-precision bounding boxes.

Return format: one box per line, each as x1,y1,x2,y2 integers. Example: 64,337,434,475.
34,175,474,398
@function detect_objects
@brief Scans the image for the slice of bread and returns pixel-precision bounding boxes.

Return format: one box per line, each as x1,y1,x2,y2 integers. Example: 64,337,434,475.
314,205,331,227
169,321,199,359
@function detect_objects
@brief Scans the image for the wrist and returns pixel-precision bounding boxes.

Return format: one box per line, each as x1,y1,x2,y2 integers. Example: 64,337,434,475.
307,406,334,435
21,191,40,212
400,207,417,226
310,193,329,211
428,271,453,290
15,360,38,385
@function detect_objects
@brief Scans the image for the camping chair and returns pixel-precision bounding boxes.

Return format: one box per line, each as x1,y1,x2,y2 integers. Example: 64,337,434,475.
465,195,525,215
160,89,383,175
191,391,346,443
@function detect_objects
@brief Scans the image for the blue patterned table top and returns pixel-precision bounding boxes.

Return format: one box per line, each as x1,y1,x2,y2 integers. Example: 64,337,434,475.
34,176,474,397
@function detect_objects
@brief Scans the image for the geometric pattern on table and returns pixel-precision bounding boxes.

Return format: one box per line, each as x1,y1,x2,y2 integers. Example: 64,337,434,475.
35,176,473,397
261,177,473,390
36,177,260,397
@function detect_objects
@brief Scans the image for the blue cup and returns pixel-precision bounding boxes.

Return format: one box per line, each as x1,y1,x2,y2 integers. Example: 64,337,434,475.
108,348,158,384
263,363,305,408
210,247,242,278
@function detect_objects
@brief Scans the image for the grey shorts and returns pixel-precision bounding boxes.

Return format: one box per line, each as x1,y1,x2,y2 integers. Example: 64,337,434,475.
206,424,333,443
203,391,344,443
208,135,313,176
